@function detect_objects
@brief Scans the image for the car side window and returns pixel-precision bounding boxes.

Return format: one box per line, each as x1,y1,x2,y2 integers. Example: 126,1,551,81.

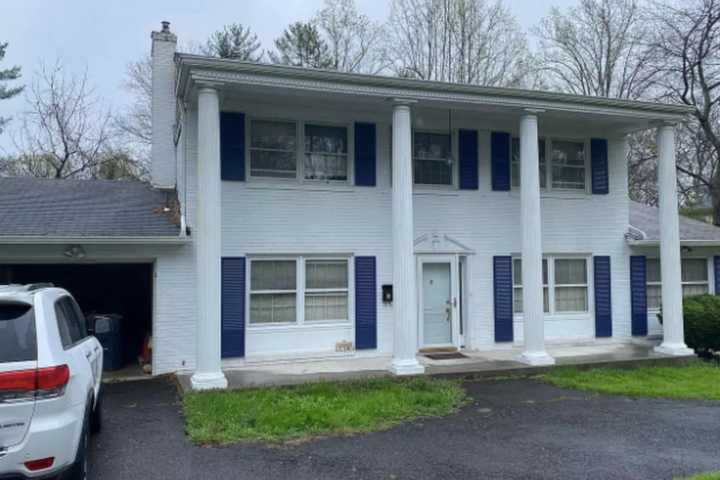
67,297,88,339
54,298,75,348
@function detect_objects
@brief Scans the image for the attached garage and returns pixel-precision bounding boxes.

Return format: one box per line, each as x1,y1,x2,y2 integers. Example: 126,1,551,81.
0,177,192,376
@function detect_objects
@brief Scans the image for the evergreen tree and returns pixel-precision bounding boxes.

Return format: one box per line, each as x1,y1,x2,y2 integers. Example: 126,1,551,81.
0,42,24,134
202,23,263,61
269,22,333,69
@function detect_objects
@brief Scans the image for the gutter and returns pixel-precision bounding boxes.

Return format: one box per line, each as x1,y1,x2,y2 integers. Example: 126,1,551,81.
0,236,191,245
627,239,720,247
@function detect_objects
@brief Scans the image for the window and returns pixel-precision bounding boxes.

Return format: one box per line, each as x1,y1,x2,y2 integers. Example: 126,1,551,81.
554,259,589,312
0,302,36,362
305,260,349,322
54,296,87,348
249,257,350,325
249,120,297,178
249,260,297,324
512,258,549,313
304,125,348,181
511,138,546,188
551,140,586,190
647,258,710,310
413,132,453,185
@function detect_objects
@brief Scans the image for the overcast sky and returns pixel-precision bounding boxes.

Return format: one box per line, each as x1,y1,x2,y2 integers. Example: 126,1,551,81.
0,0,578,153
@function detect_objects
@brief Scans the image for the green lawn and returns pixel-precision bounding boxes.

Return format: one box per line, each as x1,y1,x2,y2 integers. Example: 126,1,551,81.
544,362,720,401
680,473,720,480
183,377,467,444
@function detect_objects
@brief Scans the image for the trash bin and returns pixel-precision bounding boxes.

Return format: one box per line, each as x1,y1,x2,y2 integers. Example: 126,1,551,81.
90,314,124,371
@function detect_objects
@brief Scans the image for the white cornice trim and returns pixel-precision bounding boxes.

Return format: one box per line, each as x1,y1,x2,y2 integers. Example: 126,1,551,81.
0,236,190,245
175,54,692,121
627,239,720,247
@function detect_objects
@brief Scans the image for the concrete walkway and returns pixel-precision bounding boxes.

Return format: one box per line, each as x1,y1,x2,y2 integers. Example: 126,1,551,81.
177,340,693,392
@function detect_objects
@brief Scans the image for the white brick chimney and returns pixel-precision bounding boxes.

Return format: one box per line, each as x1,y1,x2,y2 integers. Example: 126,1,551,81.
151,21,177,188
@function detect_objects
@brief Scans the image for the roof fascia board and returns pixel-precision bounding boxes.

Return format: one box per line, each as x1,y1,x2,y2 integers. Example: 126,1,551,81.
0,236,190,245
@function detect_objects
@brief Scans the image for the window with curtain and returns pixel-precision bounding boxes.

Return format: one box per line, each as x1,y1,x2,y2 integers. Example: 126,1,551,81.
647,258,710,310
511,138,547,188
249,260,297,324
554,258,588,312
304,124,348,181
413,132,453,185
249,120,297,178
512,258,549,314
551,140,586,190
304,260,349,322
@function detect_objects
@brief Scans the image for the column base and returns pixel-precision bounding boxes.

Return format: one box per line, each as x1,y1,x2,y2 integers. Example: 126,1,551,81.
190,371,228,391
390,357,425,376
517,351,556,366
654,343,695,357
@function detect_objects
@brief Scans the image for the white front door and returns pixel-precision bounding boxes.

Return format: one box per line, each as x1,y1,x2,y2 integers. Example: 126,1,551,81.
421,262,453,347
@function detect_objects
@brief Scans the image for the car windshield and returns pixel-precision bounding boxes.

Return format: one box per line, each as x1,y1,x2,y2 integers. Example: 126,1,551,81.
0,302,37,362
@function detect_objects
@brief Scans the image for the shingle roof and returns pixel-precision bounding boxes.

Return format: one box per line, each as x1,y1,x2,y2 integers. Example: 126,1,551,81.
0,177,181,237
629,201,720,243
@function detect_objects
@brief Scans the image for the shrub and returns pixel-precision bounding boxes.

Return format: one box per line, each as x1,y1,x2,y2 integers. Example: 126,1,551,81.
680,295,720,357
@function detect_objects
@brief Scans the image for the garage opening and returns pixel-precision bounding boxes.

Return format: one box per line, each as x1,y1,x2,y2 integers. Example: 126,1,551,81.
0,263,153,378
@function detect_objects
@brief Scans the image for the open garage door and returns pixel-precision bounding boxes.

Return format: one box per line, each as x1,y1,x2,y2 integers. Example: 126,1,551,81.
0,263,153,377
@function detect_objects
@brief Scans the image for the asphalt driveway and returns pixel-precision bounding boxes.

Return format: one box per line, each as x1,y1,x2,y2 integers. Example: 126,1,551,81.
89,376,720,479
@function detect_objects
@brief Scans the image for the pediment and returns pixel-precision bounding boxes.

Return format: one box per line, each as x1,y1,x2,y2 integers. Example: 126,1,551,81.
414,232,474,255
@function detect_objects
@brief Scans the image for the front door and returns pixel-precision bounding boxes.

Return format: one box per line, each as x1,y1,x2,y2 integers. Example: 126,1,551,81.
421,262,453,347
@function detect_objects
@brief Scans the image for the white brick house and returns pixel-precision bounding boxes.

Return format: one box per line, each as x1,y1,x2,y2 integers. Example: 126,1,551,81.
1,22,718,390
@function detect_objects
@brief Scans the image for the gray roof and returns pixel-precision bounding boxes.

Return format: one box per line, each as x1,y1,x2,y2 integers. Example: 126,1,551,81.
629,201,720,243
0,177,181,238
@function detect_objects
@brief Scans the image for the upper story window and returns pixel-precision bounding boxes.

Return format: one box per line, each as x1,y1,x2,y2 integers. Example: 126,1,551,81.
413,132,453,186
551,140,586,190
510,138,587,191
304,125,348,181
511,138,546,189
646,258,709,310
250,120,297,179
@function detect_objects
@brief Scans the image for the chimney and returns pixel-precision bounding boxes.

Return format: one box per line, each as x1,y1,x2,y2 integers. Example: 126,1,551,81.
151,21,178,188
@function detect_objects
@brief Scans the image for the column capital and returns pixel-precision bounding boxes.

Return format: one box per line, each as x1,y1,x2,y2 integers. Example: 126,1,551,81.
196,82,222,95
388,97,418,107
522,108,545,116
652,120,677,130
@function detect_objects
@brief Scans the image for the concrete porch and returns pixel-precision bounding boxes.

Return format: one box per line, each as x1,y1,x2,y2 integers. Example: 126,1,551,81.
176,340,695,393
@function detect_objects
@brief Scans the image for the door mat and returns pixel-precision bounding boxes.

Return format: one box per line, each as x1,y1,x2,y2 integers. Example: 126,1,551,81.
423,352,469,360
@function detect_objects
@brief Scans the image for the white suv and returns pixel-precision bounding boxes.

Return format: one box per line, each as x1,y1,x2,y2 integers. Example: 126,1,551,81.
0,284,102,480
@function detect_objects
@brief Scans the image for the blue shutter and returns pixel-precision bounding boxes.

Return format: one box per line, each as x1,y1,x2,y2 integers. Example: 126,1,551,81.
594,256,612,337
354,123,376,186
221,257,245,358
355,256,377,349
491,132,511,191
591,138,609,194
459,129,479,190
715,256,720,294
220,112,245,181
493,256,514,342
630,255,647,336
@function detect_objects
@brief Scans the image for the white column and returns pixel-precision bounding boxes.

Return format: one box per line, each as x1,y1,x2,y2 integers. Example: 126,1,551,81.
518,113,555,366
654,124,694,356
390,100,424,375
191,86,228,390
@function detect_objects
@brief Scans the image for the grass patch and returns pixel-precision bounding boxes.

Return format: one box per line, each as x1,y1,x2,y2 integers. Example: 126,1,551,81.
183,377,467,444
678,473,720,480
544,362,720,401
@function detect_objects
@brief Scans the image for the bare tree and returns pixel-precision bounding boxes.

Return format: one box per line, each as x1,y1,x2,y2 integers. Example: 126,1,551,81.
114,56,152,167
647,0,720,223
202,23,263,61
10,62,122,179
314,0,386,73
535,0,656,99
384,0,535,87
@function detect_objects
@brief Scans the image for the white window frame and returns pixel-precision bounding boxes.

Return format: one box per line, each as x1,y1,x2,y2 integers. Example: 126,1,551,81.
412,129,458,189
512,258,550,314
247,257,299,326
512,255,591,318
510,138,590,193
646,257,711,312
247,255,354,330
246,116,354,185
